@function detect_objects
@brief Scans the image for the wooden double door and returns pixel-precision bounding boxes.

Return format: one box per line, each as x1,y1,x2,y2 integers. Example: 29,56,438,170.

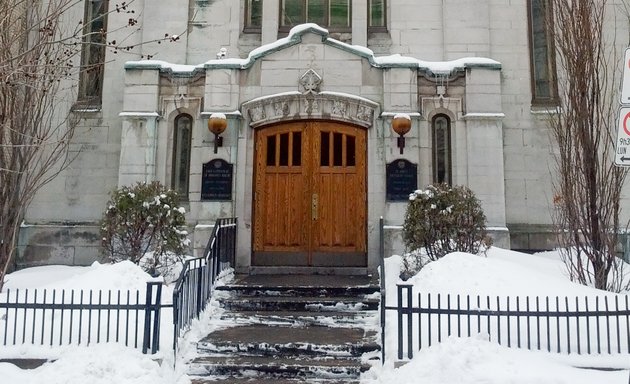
253,121,367,267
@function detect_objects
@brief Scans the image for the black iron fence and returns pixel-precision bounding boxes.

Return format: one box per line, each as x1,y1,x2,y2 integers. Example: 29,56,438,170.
172,217,237,354
0,217,237,356
1,282,164,354
378,219,630,362
379,217,386,363
390,284,630,360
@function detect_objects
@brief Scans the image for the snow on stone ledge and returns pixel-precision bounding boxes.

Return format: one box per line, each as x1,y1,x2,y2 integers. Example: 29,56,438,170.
124,24,501,76
393,113,412,121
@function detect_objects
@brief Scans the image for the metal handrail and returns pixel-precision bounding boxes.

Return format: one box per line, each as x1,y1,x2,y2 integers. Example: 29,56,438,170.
379,216,386,364
172,217,237,356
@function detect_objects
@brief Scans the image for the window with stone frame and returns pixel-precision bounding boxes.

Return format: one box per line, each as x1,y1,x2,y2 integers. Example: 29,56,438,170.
244,0,263,32
279,0,351,31
77,0,108,107
527,0,558,106
432,114,451,185
172,114,193,199
244,1,386,32
368,0,386,30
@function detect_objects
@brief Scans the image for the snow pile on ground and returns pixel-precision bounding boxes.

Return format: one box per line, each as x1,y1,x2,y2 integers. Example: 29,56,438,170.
2,247,630,383
367,247,630,384
2,260,159,293
0,344,183,384
398,247,618,297
364,335,627,384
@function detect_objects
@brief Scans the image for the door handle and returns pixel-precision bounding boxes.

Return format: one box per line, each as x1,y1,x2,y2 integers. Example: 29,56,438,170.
311,193,318,220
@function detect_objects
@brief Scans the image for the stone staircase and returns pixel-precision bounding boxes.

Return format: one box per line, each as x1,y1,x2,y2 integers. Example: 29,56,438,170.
188,274,381,383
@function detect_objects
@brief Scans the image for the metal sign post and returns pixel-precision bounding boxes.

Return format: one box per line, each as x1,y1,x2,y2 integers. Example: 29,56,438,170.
621,48,630,104
616,48,630,167
615,107,630,166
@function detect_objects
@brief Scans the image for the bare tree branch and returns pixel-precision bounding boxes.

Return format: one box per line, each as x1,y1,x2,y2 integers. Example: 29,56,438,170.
549,0,629,291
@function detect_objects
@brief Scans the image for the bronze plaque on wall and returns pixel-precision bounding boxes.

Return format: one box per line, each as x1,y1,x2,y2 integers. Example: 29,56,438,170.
201,159,233,201
386,159,417,201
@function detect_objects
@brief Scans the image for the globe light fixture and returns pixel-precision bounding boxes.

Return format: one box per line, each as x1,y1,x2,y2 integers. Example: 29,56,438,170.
208,113,227,153
391,113,411,155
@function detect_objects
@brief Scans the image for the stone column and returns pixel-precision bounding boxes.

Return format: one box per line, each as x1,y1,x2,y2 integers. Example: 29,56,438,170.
262,0,280,44
463,66,508,247
118,114,159,186
118,66,160,186
352,0,368,47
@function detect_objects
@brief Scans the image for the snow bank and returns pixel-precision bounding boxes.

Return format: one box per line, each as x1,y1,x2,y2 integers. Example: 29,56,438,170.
364,336,627,384
3,261,157,292
0,344,184,384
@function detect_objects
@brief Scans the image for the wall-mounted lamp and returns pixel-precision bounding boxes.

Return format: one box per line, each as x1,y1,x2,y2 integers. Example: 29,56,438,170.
391,113,412,155
207,113,227,153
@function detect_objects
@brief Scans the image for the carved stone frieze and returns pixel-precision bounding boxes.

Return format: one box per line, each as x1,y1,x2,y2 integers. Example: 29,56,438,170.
331,100,347,117
248,105,267,122
273,101,290,117
241,92,379,129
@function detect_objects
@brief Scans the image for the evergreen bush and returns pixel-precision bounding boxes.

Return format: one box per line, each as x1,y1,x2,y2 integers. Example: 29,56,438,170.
401,184,489,277
100,181,190,277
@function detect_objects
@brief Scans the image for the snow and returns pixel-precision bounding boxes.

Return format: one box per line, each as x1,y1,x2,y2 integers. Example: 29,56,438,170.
2,247,630,383
124,24,500,76
364,248,630,384
364,336,627,384
393,113,411,121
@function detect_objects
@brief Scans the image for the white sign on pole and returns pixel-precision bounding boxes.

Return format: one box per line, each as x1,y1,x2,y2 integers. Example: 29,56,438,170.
621,48,630,104
615,107,630,166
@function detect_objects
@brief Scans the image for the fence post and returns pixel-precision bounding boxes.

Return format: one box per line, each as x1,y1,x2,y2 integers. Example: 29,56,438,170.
397,284,413,360
379,217,386,365
196,263,204,317
151,283,162,354
142,283,154,354
230,218,237,266
141,282,163,354
172,288,179,358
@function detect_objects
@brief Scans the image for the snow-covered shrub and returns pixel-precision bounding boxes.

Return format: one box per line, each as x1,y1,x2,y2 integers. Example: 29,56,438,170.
100,181,190,277
402,184,489,277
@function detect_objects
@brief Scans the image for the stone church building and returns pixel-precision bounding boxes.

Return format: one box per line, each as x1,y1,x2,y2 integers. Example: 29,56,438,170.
17,1,630,273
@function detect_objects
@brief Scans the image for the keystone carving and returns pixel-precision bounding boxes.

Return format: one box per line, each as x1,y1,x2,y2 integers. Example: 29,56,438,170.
299,69,322,94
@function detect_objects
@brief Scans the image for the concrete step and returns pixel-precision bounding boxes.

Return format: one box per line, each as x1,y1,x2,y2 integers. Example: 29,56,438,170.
218,295,379,312
188,355,370,379
216,285,380,298
190,273,381,382
190,376,361,383
197,324,380,357
220,274,379,289
219,310,376,327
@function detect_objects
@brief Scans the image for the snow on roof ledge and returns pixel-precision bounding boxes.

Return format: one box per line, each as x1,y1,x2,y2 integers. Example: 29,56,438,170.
124,24,501,75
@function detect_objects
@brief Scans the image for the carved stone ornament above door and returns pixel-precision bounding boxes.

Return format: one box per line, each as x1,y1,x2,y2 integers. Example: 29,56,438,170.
299,69,322,94
242,92,379,129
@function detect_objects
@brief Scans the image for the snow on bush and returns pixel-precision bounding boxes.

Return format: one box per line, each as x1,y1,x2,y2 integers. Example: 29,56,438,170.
100,181,190,277
401,184,489,278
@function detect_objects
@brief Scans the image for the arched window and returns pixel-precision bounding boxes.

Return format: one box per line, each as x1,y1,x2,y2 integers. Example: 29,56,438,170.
172,114,192,198
78,0,108,106
432,114,451,185
528,0,558,105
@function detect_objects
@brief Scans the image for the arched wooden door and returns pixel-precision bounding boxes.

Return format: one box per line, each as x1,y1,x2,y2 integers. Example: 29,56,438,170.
253,120,367,267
